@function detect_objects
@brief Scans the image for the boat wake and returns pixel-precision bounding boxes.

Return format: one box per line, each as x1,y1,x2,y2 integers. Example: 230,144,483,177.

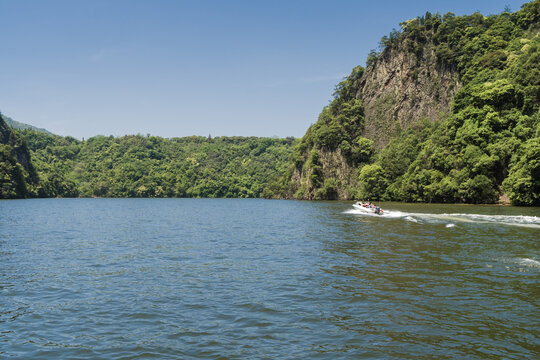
517,257,540,268
344,207,540,228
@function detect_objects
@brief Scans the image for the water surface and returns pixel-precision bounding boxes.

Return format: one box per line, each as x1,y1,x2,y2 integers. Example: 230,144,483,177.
1,199,539,359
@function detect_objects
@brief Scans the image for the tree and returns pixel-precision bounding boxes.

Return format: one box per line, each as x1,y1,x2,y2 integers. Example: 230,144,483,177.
359,164,388,200
503,138,540,205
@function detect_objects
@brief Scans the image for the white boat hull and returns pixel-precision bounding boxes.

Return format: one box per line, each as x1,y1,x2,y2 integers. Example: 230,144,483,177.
352,203,383,215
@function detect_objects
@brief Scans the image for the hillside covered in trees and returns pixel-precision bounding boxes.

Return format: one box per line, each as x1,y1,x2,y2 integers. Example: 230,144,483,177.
1,113,297,199
10,128,297,199
2,1,539,205
272,0,540,206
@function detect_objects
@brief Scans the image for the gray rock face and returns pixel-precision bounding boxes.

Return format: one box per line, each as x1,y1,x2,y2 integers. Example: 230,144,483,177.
0,114,36,198
359,42,461,148
0,115,33,173
287,39,462,200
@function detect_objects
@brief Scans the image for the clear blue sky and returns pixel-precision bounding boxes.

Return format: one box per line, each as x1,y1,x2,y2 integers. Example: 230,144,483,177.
0,0,528,139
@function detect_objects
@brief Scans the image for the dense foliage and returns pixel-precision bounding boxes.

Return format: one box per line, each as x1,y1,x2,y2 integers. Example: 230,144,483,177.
3,2,539,205
276,0,540,205
0,115,38,199
12,130,297,199
376,1,540,205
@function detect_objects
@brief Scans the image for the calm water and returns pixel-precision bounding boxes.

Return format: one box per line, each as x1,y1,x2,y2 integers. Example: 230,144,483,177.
1,199,539,359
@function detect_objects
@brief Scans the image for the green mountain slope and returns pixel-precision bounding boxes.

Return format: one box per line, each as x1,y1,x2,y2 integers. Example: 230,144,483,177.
272,0,540,205
19,129,297,198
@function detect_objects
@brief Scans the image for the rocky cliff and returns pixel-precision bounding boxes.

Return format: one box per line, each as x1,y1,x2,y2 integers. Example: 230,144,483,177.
279,2,540,204
0,114,37,198
360,41,461,148
285,28,461,200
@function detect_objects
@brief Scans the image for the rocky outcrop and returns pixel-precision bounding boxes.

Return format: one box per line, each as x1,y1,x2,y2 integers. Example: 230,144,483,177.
290,148,359,200
359,42,461,148
0,115,34,172
0,114,36,198
285,35,462,200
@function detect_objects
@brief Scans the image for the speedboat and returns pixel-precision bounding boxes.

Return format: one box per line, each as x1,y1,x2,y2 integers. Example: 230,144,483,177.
352,202,384,215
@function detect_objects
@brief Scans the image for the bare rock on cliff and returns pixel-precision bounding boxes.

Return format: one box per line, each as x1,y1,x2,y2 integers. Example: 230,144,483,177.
0,114,37,198
359,42,461,148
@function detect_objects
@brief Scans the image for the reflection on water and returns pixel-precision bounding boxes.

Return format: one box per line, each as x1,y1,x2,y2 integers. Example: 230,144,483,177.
0,199,538,359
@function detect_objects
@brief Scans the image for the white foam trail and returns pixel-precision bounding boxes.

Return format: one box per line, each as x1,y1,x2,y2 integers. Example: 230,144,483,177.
434,214,540,228
518,258,540,268
446,223,455,228
441,214,540,225
345,206,540,228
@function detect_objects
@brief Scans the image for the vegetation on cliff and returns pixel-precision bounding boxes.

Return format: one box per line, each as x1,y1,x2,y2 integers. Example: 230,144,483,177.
3,2,539,205
275,0,540,205
0,114,38,198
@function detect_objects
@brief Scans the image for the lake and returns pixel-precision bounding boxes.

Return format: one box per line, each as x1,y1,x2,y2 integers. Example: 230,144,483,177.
1,198,539,359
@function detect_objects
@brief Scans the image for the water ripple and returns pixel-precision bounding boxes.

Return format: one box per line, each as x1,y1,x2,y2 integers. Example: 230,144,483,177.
0,199,538,359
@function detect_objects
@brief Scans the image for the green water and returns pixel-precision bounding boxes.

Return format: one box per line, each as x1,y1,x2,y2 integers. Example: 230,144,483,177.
1,199,538,359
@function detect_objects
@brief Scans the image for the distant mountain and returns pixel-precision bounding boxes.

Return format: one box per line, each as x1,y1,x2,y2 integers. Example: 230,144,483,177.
1,114,52,134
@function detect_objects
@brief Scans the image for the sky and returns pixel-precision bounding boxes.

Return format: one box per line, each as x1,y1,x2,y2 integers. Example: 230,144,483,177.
0,0,529,139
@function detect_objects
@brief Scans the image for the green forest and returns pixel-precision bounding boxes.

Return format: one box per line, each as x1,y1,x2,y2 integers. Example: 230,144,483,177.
0,117,297,199
275,0,540,206
1,1,539,205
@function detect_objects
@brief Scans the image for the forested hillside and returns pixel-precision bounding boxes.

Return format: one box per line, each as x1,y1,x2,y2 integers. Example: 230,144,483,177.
15,129,296,199
3,1,539,205
273,0,540,205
